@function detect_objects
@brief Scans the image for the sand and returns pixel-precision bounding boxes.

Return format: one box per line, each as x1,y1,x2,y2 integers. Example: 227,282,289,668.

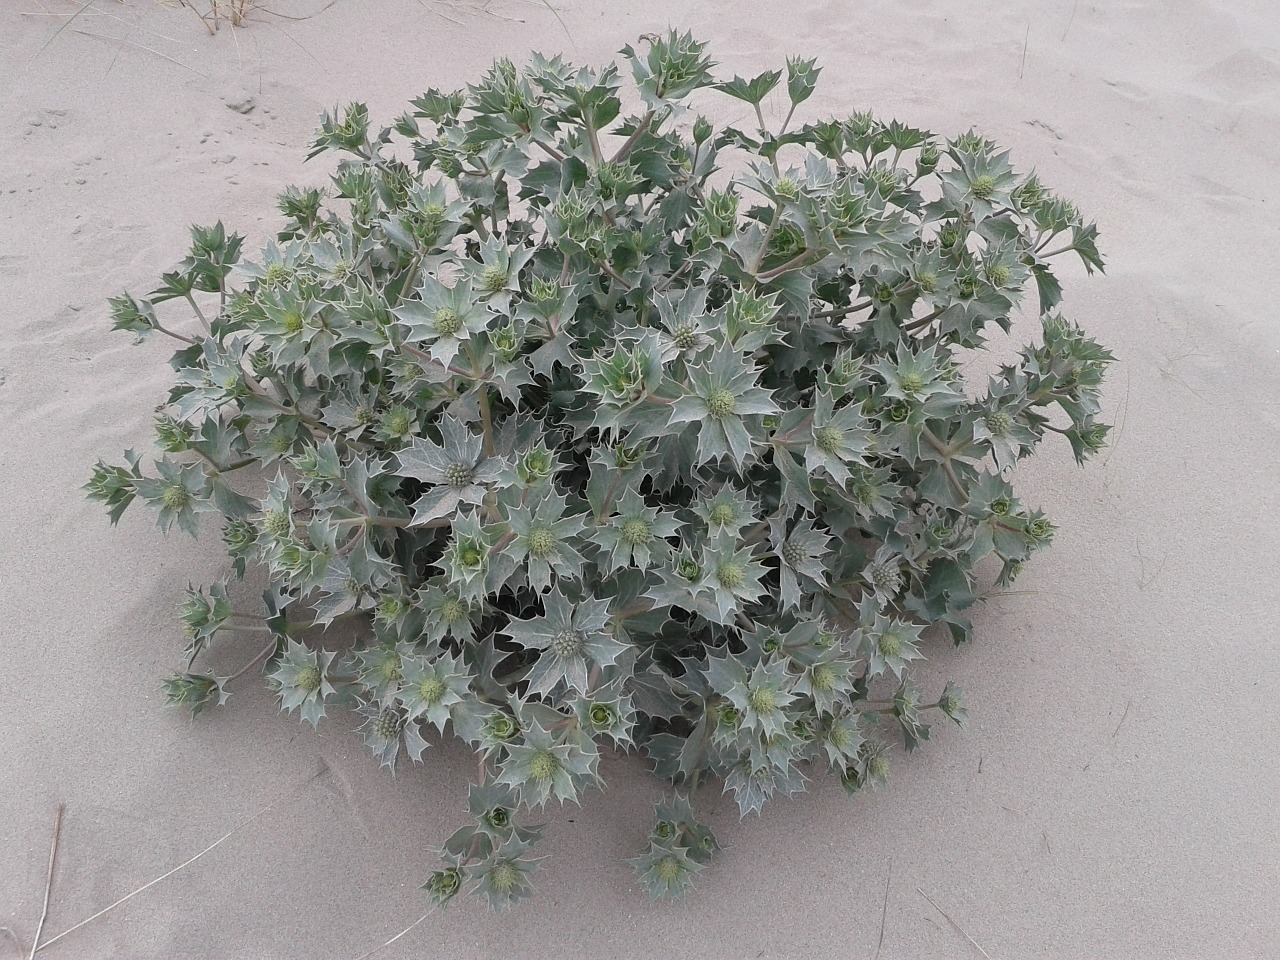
2,1,1278,957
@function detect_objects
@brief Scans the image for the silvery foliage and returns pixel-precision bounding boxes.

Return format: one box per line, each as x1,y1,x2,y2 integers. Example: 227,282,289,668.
87,33,1113,907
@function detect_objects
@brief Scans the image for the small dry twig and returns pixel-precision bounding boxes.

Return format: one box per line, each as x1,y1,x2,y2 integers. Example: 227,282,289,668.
917,887,993,960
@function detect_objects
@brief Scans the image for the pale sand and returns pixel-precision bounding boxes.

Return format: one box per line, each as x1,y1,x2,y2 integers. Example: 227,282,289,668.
1,1,1277,957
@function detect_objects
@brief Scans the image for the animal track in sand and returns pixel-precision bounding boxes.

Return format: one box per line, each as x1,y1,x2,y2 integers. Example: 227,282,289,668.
1024,118,1064,141
0,254,27,276
20,107,71,140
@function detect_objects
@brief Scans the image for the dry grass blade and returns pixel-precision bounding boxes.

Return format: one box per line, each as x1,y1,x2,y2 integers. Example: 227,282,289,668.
353,910,434,960
32,0,101,58
28,803,64,960
72,29,210,76
874,858,892,959
250,0,340,22
33,765,327,954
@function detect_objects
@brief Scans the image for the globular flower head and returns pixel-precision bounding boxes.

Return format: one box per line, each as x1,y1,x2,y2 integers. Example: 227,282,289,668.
394,418,508,526
628,841,704,900
500,588,623,696
864,614,925,679
269,639,339,728
396,652,473,733
355,699,428,772
392,274,491,366
591,487,680,574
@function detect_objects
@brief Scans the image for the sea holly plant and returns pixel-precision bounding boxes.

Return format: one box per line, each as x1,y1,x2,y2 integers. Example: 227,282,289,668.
87,32,1113,908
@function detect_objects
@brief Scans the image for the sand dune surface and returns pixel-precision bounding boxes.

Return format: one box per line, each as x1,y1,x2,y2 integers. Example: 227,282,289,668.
2,1,1278,957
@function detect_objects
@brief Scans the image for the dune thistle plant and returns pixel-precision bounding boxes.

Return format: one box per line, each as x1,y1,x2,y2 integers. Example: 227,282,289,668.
88,32,1112,907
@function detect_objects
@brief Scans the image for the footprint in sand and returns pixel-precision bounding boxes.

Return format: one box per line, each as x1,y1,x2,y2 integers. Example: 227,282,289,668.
1194,48,1280,101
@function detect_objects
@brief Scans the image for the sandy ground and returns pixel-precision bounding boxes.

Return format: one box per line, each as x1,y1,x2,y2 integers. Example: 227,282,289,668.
2,1,1278,957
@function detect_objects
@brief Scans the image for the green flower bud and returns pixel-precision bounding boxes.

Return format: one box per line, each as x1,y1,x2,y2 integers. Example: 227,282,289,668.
672,554,700,582
297,666,323,693
489,861,520,893
482,266,508,293
673,325,699,350
376,594,405,622
444,462,474,487
154,414,192,453
418,676,446,705
529,276,560,302
589,702,617,729
810,664,837,691
520,448,554,482
485,713,518,742
433,307,462,337
746,687,776,713
423,867,461,903
708,504,737,527
847,110,876,137
374,707,404,740
716,561,744,589
613,444,644,469
970,174,996,200
551,629,583,657
622,518,652,546
439,596,467,625
529,750,559,782
263,510,291,538
986,411,1013,436
161,484,189,510
527,526,556,559
706,388,736,419
655,855,683,882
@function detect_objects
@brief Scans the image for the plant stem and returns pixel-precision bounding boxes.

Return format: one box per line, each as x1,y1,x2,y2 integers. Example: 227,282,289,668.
227,636,279,682
1038,243,1075,259
810,299,871,321
184,293,210,331
477,386,495,457
153,323,198,345
753,102,781,178
779,101,797,137
612,109,656,163
749,206,784,277
757,250,817,283
397,254,423,305
584,114,605,165
903,307,945,333
534,139,565,163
